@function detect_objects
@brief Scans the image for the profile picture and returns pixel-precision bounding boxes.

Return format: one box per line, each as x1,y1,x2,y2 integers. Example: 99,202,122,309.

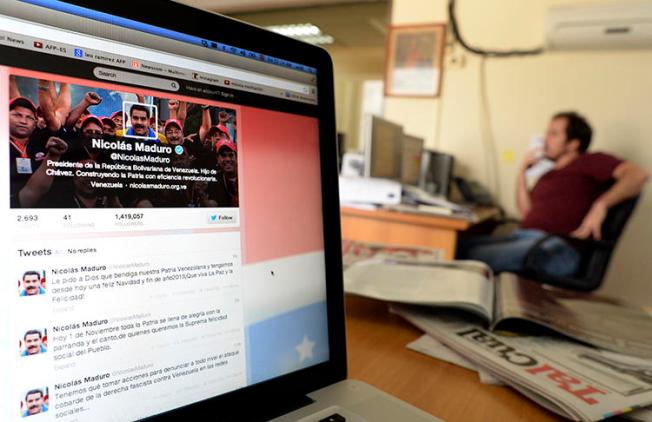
122,101,159,140
18,271,46,297
20,329,48,357
20,387,49,417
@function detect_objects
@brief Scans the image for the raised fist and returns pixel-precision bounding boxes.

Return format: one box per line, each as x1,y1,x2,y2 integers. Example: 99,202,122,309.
45,136,68,160
168,99,179,111
85,92,102,106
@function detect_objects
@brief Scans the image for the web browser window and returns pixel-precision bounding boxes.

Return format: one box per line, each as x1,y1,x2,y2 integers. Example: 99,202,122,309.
0,2,328,421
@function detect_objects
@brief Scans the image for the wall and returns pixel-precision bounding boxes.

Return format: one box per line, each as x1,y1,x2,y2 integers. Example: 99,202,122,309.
230,3,389,151
331,46,386,150
385,0,652,305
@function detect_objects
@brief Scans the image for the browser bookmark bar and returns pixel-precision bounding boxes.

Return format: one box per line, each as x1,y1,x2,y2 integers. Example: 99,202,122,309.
0,15,314,96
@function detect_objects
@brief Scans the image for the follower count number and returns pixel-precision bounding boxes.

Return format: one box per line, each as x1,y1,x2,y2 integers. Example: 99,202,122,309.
114,213,144,221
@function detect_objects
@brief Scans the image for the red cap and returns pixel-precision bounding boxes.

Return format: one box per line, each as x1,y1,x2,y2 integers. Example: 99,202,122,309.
110,111,123,119
206,124,229,140
164,119,183,132
9,96,37,114
80,115,103,131
101,117,116,127
215,139,237,154
217,124,231,139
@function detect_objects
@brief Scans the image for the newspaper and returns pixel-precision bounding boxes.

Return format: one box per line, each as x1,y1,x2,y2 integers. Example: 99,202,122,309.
406,335,504,385
344,258,495,320
344,251,652,359
496,274,652,359
626,407,652,421
341,239,443,269
395,306,652,421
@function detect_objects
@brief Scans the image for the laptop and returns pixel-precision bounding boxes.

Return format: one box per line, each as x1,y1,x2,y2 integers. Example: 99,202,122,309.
0,1,442,421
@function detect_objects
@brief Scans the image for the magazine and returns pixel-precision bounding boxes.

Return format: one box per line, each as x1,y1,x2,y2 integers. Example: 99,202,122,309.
344,260,652,358
395,307,652,421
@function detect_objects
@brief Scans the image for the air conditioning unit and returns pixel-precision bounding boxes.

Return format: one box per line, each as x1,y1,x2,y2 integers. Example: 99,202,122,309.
546,1,652,50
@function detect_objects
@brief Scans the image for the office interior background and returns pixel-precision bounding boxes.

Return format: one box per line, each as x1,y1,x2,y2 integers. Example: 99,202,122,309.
183,0,652,305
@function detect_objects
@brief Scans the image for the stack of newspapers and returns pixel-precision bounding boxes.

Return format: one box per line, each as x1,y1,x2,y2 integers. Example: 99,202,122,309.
343,241,652,422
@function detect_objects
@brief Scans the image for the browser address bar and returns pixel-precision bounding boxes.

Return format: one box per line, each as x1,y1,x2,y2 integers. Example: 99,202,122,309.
0,15,311,94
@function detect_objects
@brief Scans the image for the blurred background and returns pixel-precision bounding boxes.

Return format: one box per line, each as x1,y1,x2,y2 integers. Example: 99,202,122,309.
180,0,652,306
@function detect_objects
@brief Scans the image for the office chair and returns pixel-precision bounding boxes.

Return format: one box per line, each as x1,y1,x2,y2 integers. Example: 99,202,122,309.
517,196,640,291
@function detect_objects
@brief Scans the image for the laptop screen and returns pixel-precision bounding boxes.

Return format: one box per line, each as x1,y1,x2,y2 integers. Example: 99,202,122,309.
0,1,330,420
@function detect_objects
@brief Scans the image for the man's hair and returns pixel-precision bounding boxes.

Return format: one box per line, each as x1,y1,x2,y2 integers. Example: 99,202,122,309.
24,330,42,340
553,111,593,153
130,104,151,118
23,271,41,280
25,389,43,400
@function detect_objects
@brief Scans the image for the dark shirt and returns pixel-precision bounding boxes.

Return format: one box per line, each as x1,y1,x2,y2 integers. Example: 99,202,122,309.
9,128,50,208
521,152,623,235
211,173,238,207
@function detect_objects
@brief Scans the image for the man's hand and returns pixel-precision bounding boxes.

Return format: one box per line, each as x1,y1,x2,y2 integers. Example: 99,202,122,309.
168,99,179,111
571,201,607,240
45,136,68,160
520,150,541,172
84,92,102,106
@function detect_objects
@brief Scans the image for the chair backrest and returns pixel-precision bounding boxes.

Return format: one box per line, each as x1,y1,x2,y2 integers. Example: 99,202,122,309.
582,195,640,288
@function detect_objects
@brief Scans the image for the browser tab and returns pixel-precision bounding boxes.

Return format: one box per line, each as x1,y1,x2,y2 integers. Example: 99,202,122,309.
0,15,315,105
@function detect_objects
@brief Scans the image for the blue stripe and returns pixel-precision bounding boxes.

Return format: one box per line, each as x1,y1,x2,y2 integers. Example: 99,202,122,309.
245,301,330,385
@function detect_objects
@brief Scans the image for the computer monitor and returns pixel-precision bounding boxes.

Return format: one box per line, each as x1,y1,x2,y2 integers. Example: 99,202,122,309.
400,134,424,186
0,1,344,421
422,150,455,198
364,115,403,179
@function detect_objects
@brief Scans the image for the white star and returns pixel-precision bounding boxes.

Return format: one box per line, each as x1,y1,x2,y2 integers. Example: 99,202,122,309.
295,335,315,363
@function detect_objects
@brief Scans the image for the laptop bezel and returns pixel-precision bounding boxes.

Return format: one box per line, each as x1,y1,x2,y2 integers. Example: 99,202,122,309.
10,0,347,419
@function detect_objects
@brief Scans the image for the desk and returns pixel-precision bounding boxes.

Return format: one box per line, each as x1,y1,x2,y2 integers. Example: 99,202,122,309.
345,295,562,421
341,206,500,260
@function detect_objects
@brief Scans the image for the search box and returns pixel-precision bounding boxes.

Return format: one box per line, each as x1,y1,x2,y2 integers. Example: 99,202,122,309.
93,67,180,91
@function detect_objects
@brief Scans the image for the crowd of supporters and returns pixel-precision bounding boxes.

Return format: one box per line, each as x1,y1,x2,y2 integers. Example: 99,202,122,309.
10,76,239,208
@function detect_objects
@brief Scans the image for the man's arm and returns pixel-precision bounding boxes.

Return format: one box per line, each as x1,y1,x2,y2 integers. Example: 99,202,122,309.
64,92,101,128
199,106,212,142
38,80,61,132
177,101,187,125
572,161,649,240
10,75,20,99
516,151,539,218
53,82,72,126
168,99,187,125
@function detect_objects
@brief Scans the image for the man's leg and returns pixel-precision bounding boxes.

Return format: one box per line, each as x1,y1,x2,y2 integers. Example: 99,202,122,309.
527,236,580,277
458,229,580,277
457,229,546,273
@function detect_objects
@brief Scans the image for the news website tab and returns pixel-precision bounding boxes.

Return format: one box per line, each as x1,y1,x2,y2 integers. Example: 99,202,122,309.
1,9,328,422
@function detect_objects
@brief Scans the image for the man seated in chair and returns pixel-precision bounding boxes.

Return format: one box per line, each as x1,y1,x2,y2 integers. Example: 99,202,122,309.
458,111,648,277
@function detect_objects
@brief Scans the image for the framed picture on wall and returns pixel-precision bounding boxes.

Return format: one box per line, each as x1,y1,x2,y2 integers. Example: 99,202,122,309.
385,23,446,97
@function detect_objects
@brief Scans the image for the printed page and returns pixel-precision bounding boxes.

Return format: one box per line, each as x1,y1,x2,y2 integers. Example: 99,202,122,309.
495,274,652,359
396,307,652,421
344,260,494,321
341,239,443,270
